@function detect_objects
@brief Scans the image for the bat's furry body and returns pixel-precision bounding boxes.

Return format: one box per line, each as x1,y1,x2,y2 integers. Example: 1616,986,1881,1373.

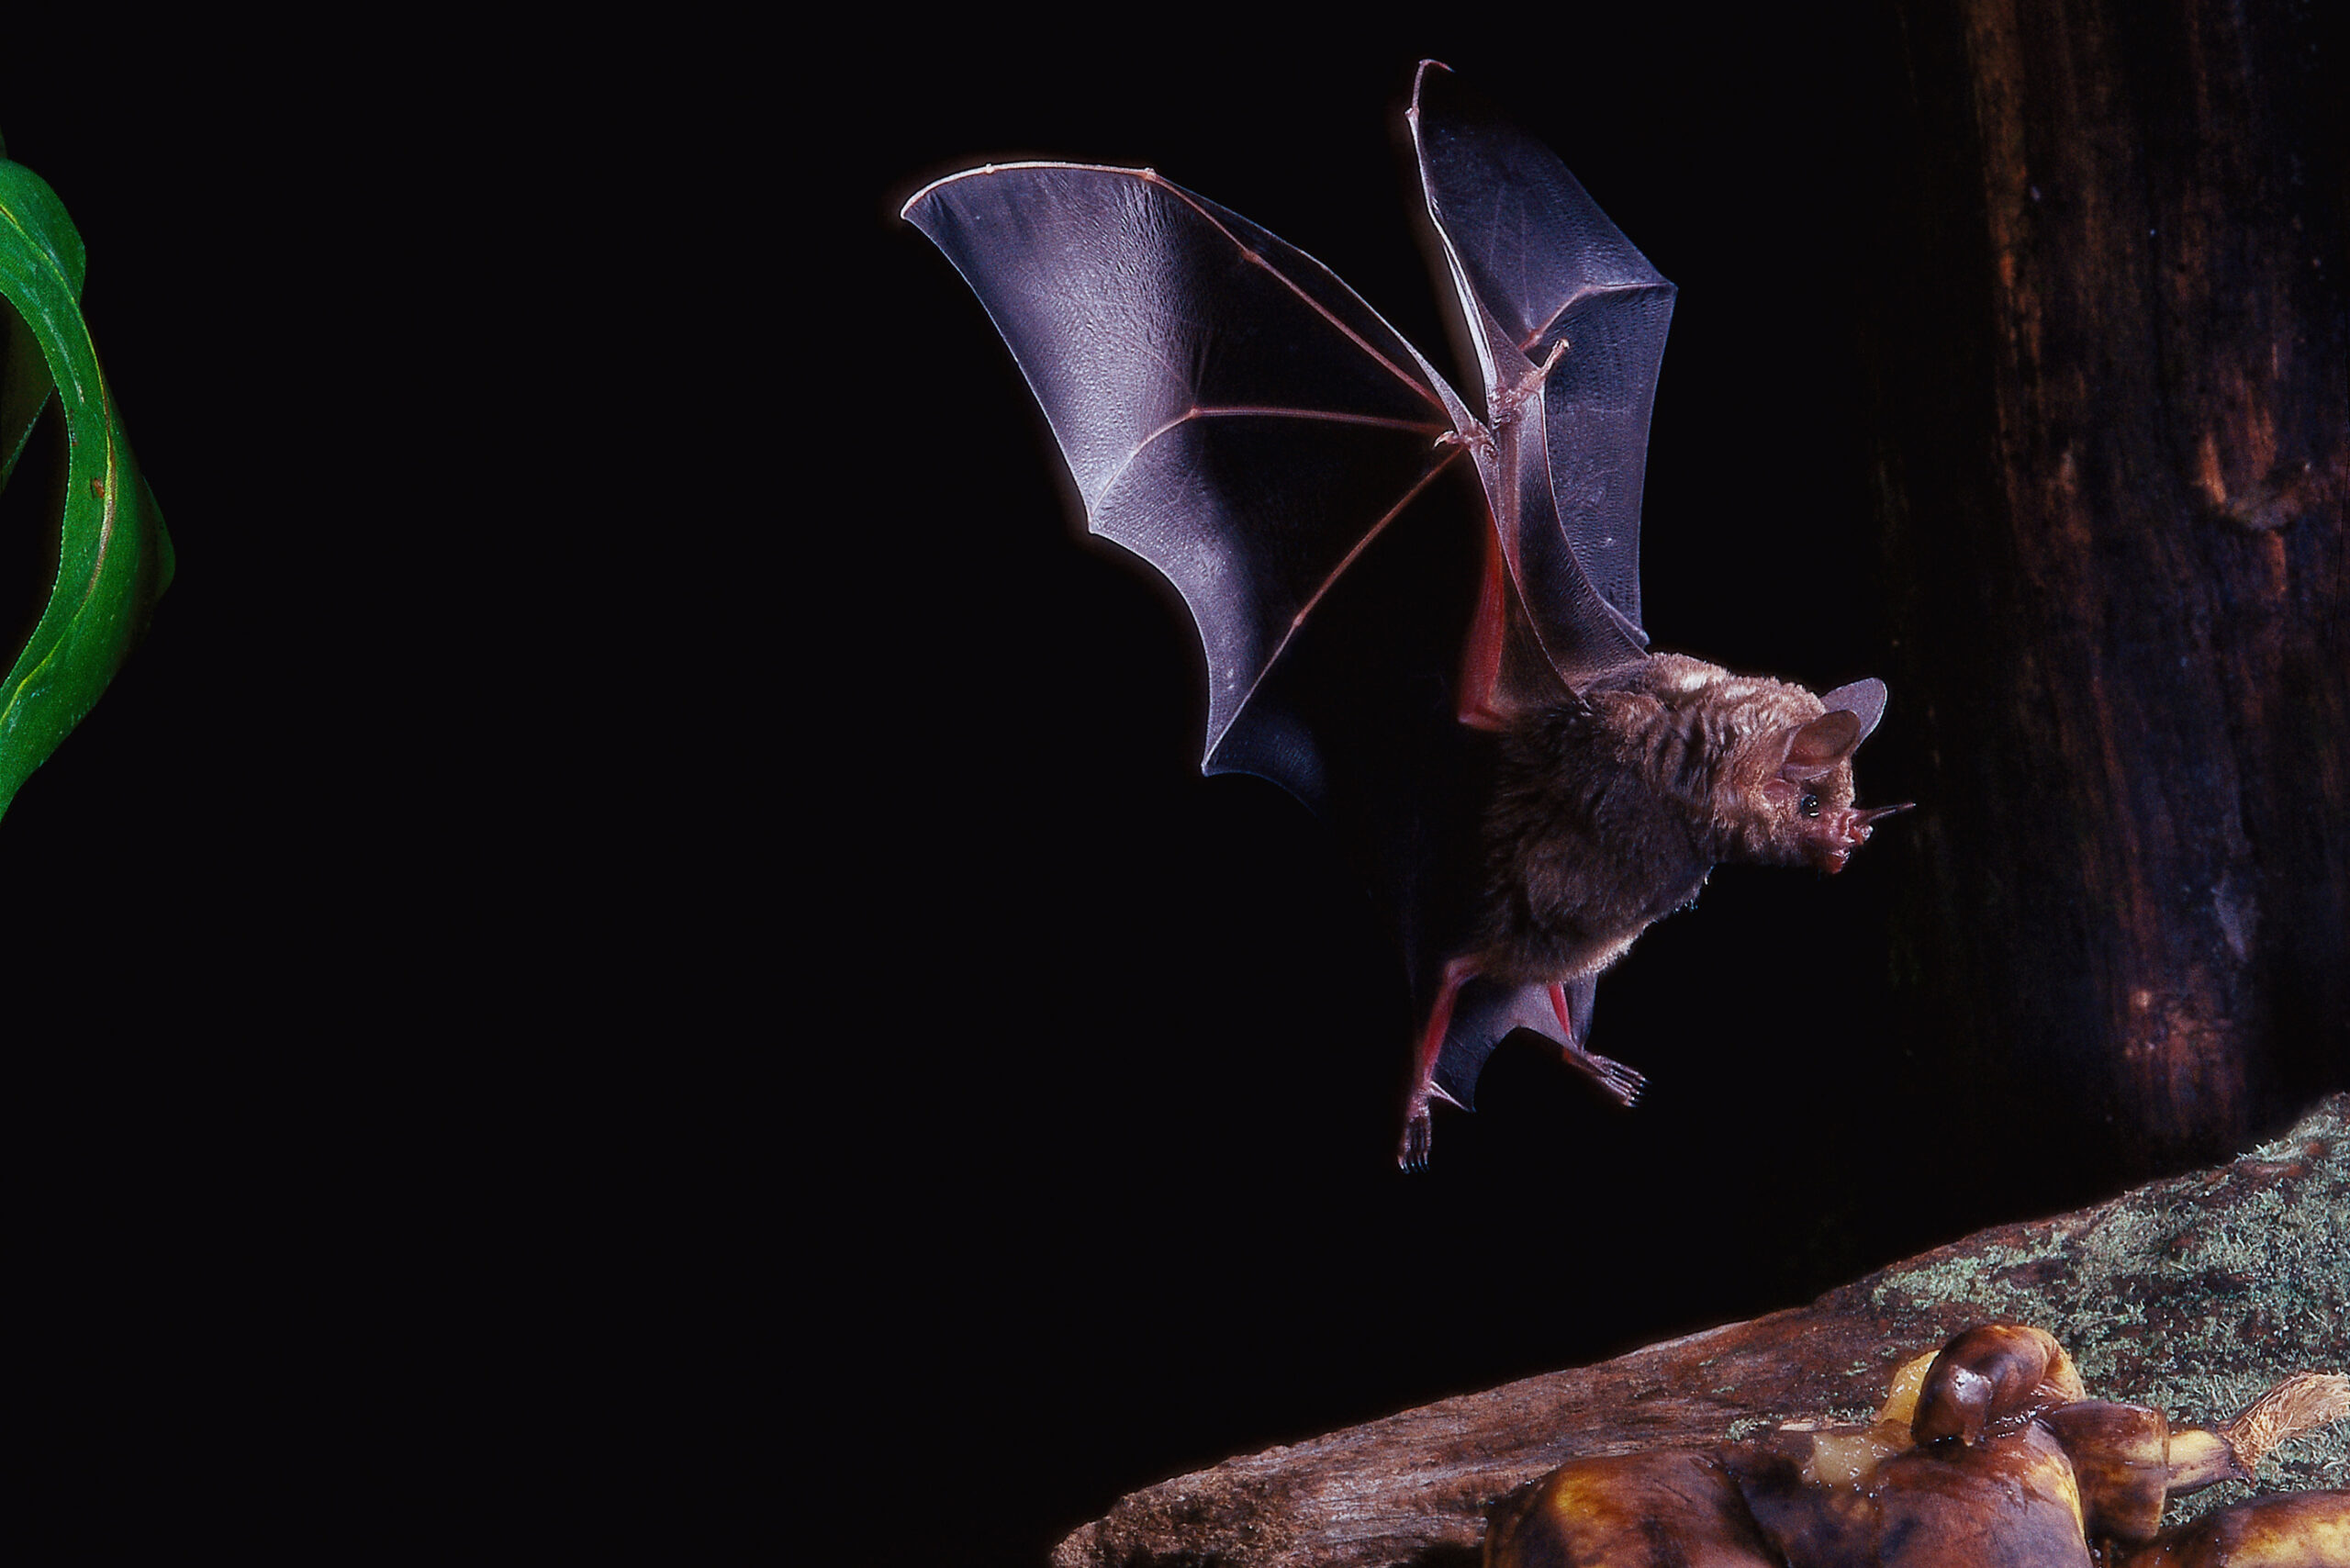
1479,655,1871,990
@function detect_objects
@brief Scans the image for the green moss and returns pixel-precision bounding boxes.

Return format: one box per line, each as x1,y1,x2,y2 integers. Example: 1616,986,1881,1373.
1859,1096,2347,1519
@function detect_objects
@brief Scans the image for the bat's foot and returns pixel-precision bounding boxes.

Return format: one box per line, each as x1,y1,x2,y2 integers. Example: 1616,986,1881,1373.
1399,958,1477,1172
1565,1047,1646,1108
1397,1107,1434,1172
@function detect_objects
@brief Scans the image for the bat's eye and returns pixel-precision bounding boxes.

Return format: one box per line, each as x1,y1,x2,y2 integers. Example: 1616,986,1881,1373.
1798,793,1821,819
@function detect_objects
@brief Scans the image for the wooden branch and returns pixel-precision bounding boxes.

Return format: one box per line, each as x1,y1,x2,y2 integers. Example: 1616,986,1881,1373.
1052,1093,2347,1568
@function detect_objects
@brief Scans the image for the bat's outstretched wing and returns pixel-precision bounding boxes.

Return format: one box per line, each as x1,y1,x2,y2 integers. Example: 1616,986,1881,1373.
1408,60,1675,692
903,163,1482,788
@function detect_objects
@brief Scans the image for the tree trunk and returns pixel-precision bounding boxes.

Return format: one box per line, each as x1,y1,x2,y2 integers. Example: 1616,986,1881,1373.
1863,0,2346,1182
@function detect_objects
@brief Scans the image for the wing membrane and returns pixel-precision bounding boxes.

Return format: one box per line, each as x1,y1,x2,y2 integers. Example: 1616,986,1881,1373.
1409,61,1674,686
904,163,1477,764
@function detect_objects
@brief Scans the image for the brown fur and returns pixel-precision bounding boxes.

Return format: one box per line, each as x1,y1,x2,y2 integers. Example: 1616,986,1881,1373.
1471,653,1865,988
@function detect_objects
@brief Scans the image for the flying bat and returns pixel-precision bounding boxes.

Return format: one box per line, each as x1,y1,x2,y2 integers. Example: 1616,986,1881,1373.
903,62,1908,1168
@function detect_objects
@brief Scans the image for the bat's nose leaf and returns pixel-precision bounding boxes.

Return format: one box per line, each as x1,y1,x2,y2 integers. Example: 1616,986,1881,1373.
1818,678,1887,743
0,149,173,823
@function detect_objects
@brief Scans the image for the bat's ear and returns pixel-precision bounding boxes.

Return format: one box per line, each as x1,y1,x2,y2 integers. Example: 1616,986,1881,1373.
1817,678,1888,744
1781,710,1864,780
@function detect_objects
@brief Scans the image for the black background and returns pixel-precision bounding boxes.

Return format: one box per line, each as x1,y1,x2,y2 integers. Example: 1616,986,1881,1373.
0,12,2161,1563
2,24,769,1552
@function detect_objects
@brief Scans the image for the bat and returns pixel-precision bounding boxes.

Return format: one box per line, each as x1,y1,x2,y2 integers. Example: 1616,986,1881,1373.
903,62,1908,1169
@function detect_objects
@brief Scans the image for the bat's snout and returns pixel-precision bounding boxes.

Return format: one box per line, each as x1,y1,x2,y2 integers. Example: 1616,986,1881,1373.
1812,801,1914,873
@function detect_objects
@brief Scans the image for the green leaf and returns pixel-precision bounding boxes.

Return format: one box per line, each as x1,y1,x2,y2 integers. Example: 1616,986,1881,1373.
0,148,173,821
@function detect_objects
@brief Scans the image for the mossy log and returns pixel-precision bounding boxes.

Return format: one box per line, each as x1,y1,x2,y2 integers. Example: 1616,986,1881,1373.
1051,1094,2347,1568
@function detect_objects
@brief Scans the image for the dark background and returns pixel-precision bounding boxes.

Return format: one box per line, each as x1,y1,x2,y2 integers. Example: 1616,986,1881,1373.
2,24,766,1553
3,11,2326,1565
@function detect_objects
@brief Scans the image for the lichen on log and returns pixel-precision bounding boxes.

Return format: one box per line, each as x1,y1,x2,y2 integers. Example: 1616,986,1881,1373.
1052,1094,2347,1568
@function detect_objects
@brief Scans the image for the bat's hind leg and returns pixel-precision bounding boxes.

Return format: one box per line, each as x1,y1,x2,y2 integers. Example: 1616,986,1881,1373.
1549,980,1646,1107
1399,958,1478,1171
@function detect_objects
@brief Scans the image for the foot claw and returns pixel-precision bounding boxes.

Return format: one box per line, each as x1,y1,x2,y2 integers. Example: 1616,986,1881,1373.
1567,1049,1647,1109
1397,1108,1434,1172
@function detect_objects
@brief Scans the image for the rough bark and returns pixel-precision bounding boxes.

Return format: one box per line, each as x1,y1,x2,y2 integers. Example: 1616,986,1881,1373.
1050,1093,2347,1568
1861,0,2346,1182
